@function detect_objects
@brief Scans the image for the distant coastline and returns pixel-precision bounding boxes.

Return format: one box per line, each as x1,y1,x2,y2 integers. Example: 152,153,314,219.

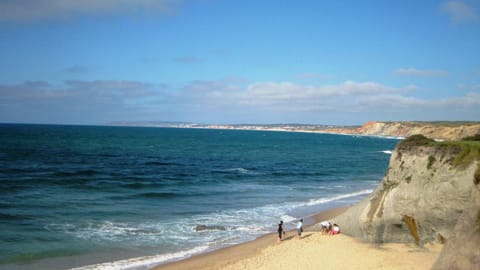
107,121,361,134
108,120,480,141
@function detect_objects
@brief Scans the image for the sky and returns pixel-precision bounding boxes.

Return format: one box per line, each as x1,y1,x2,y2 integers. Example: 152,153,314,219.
0,0,479,125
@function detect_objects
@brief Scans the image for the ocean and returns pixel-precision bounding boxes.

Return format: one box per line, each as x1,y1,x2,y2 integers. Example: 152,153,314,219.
0,124,400,270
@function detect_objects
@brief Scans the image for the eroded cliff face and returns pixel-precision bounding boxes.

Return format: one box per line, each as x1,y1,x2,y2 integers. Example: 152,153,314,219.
431,170,480,270
355,121,480,141
334,140,479,246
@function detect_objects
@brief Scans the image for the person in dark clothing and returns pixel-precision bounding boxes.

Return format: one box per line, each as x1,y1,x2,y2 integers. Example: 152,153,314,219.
277,220,285,242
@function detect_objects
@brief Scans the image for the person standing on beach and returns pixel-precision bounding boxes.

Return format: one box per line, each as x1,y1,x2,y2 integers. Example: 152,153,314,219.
296,219,303,239
277,220,285,242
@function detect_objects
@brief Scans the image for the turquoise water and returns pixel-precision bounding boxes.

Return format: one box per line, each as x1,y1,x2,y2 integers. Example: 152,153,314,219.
0,124,399,269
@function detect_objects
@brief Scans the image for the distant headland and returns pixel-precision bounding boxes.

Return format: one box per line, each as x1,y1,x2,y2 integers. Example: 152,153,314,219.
109,121,480,141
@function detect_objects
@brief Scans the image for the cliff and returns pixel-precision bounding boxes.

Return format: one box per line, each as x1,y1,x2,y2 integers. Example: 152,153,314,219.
331,135,480,269
432,159,480,270
353,121,480,141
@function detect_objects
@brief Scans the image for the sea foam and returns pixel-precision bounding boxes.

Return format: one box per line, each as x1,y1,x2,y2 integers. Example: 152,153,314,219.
69,245,209,270
305,189,373,206
68,189,374,270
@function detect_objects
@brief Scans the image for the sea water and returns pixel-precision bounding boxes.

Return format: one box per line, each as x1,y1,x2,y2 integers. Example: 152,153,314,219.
0,124,400,270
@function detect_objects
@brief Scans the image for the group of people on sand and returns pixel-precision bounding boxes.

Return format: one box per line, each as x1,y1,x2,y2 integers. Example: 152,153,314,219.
320,220,340,235
277,219,340,242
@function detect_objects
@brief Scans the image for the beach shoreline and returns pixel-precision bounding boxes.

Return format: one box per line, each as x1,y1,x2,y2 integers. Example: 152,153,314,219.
153,206,442,270
152,207,348,270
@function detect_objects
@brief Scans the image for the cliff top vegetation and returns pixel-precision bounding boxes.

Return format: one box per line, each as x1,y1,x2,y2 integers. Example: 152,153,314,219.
398,134,480,168
383,121,480,127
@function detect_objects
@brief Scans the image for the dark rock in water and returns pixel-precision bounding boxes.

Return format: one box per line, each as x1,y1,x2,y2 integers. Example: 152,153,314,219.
195,225,227,232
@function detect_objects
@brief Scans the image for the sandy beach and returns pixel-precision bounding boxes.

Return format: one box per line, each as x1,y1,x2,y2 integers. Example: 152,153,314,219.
154,207,442,270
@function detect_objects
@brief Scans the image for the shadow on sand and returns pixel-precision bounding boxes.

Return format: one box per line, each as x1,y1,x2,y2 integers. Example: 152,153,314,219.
300,233,313,239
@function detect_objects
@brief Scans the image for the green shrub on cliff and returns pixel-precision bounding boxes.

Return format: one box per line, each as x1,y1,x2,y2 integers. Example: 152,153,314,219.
462,134,480,142
398,134,436,149
474,165,480,185
427,156,436,170
398,134,480,169
450,142,480,168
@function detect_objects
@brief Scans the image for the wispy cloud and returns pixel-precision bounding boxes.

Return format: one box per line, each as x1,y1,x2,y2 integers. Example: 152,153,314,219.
1,79,478,124
394,68,449,77
441,1,478,23
457,83,480,91
0,0,181,22
0,80,164,106
175,80,415,113
360,92,480,112
172,79,480,122
0,80,166,124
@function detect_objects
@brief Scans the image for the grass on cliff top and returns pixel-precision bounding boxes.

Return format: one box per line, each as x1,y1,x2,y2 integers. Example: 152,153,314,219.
398,134,480,168
384,121,480,127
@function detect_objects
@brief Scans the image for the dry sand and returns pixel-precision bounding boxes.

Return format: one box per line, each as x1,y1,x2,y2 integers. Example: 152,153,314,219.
221,233,441,270
154,207,442,270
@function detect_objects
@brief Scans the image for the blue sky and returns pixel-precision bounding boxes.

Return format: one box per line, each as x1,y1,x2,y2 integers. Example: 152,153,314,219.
0,0,479,125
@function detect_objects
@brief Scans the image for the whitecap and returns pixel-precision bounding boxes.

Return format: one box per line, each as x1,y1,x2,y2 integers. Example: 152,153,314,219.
69,245,209,270
46,221,165,243
57,189,372,269
232,168,250,174
279,214,297,223
216,167,265,175
305,189,373,206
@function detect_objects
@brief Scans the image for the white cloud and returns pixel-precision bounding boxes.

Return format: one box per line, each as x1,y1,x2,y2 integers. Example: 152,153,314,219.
457,83,480,91
175,80,411,114
360,92,480,109
1,79,479,124
0,80,167,124
394,68,449,77
65,80,152,92
173,80,480,122
441,1,478,23
0,0,181,22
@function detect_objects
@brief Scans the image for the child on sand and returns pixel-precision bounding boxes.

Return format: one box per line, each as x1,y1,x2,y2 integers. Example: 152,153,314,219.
330,223,340,235
320,220,331,235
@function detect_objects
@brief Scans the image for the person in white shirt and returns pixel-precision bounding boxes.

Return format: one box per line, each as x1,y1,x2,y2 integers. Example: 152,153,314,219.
296,219,304,238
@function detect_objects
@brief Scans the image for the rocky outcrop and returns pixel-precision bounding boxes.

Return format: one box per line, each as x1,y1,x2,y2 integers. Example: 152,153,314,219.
195,225,227,232
333,135,480,252
353,121,480,141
